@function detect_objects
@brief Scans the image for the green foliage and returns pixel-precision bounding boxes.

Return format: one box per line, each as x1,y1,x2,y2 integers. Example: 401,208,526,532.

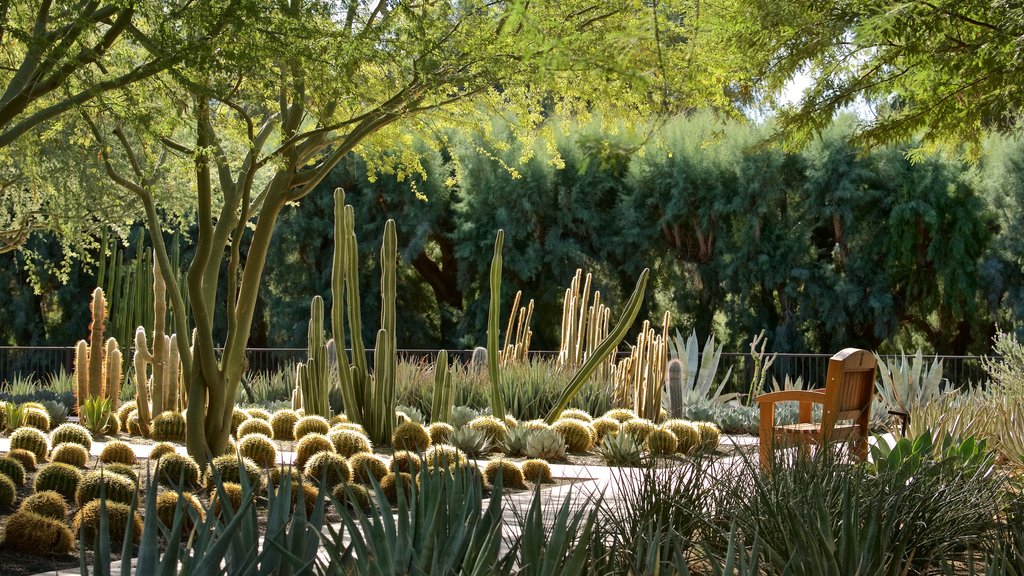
80,396,112,435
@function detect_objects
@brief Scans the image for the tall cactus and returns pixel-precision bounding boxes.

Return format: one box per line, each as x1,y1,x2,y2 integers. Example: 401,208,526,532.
487,230,506,420
105,337,122,410
431,350,454,423
150,250,168,416
74,341,88,414
134,327,153,436
368,219,398,443
88,288,107,398
73,288,122,413
296,296,330,418
666,358,685,418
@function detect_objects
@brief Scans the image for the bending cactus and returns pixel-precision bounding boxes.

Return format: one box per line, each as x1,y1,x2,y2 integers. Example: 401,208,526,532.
487,230,506,421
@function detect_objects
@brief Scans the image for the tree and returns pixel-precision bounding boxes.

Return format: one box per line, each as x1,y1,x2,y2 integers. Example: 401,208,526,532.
729,0,1024,154
80,0,730,464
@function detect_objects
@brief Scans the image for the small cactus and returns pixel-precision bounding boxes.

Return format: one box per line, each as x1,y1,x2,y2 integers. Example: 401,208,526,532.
75,470,136,506
155,491,204,536
520,419,551,432
50,442,90,467
210,482,250,517
645,428,678,455
0,456,27,486
1,510,75,554
7,448,37,471
99,440,138,465
33,462,84,502
662,419,701,454
231,410,251,436
237,418,274,439
237,433,278,468
332,482,373,511
148,442,178,460
0,472,16,507
245,408,272,421
427,422,454,445
293,415,331,439
603,408,638,422
557,408,594,423
551,419,595,452
378,472,413,504
151,411,187,442
695,422,721,451
295,433,336,469
11,427,50,460
521,459,554,484
423,444,468,470
392,421,431,452
621,418,657,443
50,422,93,451
73,499,142,544
270,409,299,440
204,454,263,490
388,451,421,475
24,405,52,431
591,417,622,442
304,451,351,488
348,453,389,485
116,401,138,428
104,463,138,483
328,428,373,458
18,490,68,520
155,452,201,489
483,459,527,489
467,416,508,446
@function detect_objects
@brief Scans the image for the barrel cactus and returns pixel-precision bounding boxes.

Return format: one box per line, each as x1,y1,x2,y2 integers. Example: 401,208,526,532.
388,451,421,475
7,448,38,471
50,442,90,468
621,418,657,443
332,482,373,511
349,453,389,485
483,459,527,489
378,472,414,504
521,459,554,484
50,422,92,451
99,440,137,465
155,452,201,489
151,411,187,442
104,463,138,483
10,426,50,460
557,409,593,423
662,420,701,454
149,442,178,460
427,422,454,445
327,428,373,458
210,482,250,517
237,433,278,468
237,418,274,439
293,415,330,439
270,409,299,441
155,491,204,535
230,410,251,436
0,472,16,507
392,421,431,452
33,462,83,502
23,406,51,431
645,428,678,455
0,456,27,486
423,444,468,470
467,416,508,446
551,419,594,452
603,408,638,422
74,499,142,544
295,433,336,469
116,401,138,427
1,510,74,554
245,408,272,421
75,470,136,506
304,451,351,488
695,421,721,451
591,417,622,442
205,454,263,490
18,490,68,520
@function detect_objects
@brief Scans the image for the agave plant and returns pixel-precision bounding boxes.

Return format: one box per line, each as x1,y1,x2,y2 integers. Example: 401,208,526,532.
3,402,24,432
81,396,113,434
524,429,567,460
506,427,533,457
449,427,492,458
598,433,643,467
874,349,948,415
665,330,738,414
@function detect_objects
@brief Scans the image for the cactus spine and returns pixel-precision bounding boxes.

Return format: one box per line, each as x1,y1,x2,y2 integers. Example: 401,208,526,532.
430,350,453,423
487,230,506,420
296,296,330,418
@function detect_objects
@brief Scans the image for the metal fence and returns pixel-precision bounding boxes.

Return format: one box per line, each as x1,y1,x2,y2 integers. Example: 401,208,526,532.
0,345,993,390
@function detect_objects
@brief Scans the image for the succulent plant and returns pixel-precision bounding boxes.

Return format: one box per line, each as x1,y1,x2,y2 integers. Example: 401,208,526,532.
148,442,178,460
1,510,75,554
483,459,527,489
388,451,421,475
50,422,92,451
7,448,37,471
99,440,138,465
296,433,336,469
230,410,251,437
423,444,469,470
332,482,373,511
449,427,492,458
238,433,278,468
245,407,272,421
591,417,622,442
51,442,90,467
155,491,204,536
327,428,373,458
294,415,331,439
523,428,567,460
645,428,678,455
211,482,250,517
599,433,643,467
33,462,83,502
23,405,51,431
521,459,554,484
505,427,533,457
237,417,274,439
205,454,263,490
125,410,143,436
304,451,351,488
329,414,349,426
103,463,138,483
0,456,27,486
0,472,16,507
552,419,594,452
332,421,367,435
378,472,414,504
695,422,721,451
10,426,50,459
427,422,454,445
80,396,113,435
684,401,718,424
395,405,425,425
621,418,657,443
503,416,519,430
449,406,480,429
662,420,701,454
278,481,321,516
74,499,143,545
603,408,638,422
467,416,508,446
116,400,138,427
270,409,299,441
40,400,70,428
520,419,551,432
392,421,431,452
155,452,201,489
151,410,187,442
18,490,68,520
557,408,594,423
75,470,136,506
349,453,389,485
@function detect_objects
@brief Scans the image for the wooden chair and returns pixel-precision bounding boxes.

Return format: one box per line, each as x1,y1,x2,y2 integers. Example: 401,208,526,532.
756,348,877,469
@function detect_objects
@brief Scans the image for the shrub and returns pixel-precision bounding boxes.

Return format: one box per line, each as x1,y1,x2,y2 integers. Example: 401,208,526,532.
304,452,351,488
270,409,299,440
0,456,27,486
483,459,527,489
34,462,83,502
155,453,201,489
7,448,38,471
19,490,68,520
204,454,263,490
151,411,187,442
293,415,330,439
50,442,90,467
388,451,421,475
50,422,92,451
10,426,50,459
238,433,278,468
328,428,373,457
427,422,454,444
149,442,178,460
521,459,553,484
295,433,336,469
74,500,142,544
99,440,138,465
237,418,274,439
349,453,389,485
1,510,74,555
552,419,594,452
392,421,431,452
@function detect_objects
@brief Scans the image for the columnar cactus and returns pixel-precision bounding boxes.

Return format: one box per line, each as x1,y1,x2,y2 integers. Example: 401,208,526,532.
88,288,106,399
666,358,685,419
430,350,453,424
295,296,330,418
486,229,506,420
73,288,123,412
134,327,153,436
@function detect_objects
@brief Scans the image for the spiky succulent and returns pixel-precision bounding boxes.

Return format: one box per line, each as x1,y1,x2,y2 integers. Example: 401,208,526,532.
304,451,352,488
392,421,431,452
449,427,492,458
662,420,701,454
378,472,414,505
483,459,527,489
349,453,389,485
332,422,367,435
1,510,74,555
520,419,551,432
104,463,138,483
395,405,425,425
50,422,92,451
151,411,187,442
503,416,518,430
75,470,136,506
645,428,678,455
237,418,274,439
621,418,657,443
505,427,533,457
155,491,204,536
74,500,143,544
125,410,142,436
591,417,622,442
551,419,594,452
270,409,299,440
33,462,83,502
523,429,567,460
427,422,455,445
230,410,251,436
332,482,373,511
238,433,278,468
521,459,554,484
50,442,89,467
327,428,373,457
245,408,272,421
205,454,263,490
0,472,16,507
330,414,349,426
388,451,421,475
10,426,50,459
211,482,250,517
467,416,508,446
99,440,138,465
449,406,480,429
7,448,37,471
18,490,68,520
0,456,27,486
116,401,138,426
293,415,331,439
23,406,51,431
155,453,202,489
599,433,643,467
557,408,593,423
695,422,721,451
603,408,638,422
423,444,468,470
295,433,336,469
149,442,178,460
